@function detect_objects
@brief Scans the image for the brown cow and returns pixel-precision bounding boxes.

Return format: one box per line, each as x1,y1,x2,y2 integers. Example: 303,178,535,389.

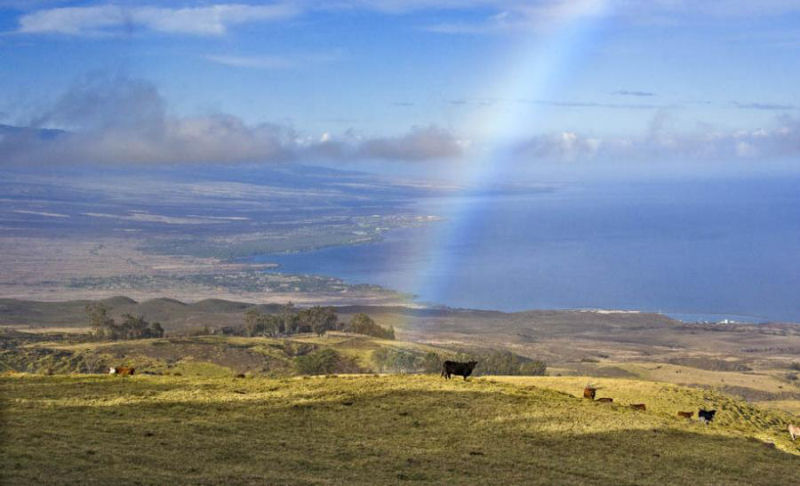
596,397,613,403
677,411,694,419
110,366,135,376
630,403,646,411
583,387,597,400
788,424,800,441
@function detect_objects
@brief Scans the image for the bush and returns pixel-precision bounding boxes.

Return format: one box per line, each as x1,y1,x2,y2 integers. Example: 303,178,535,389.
420,352,442,373
372,348,420,373
295,348,340,375
519,360,547,376
346,313,395,340
449,350,547,376
371,348,546,376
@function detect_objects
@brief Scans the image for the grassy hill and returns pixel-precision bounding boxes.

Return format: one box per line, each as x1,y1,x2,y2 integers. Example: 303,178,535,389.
5,296,800,415
2,373,799,485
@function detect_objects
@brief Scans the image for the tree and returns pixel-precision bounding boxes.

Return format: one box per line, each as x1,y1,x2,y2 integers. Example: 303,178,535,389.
279,302,298,335
244,308,265,337
86,304,164,340
86,303,118,339
346,313,395,339
120,314,150,339
148,321,165,338
297,306,338,336
262,314,281,337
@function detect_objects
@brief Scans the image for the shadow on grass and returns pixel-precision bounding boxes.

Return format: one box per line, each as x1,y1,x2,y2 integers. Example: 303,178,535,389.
3,378,799,485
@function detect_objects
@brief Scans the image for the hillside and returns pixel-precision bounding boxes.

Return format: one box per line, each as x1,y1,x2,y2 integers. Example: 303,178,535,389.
0,297,680,334
0,332,451,377
5,297,800,415
2,373,798,485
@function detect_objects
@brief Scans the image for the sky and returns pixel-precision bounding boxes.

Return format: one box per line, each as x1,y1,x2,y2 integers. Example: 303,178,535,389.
0,1,799,174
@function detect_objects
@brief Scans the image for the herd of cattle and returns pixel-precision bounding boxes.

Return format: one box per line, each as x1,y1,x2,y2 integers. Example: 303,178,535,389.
106,362,799,442
583,385,719,422
582,384,798,440
440,364,727,426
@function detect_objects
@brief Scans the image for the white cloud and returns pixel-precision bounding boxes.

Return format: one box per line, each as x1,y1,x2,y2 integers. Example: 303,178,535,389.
204,50,344,69
0,75,462,165
17,4,299,36
205,54,295,70
14,1,800,38
356,125,464,161
514,115,800,162
515,131,602,161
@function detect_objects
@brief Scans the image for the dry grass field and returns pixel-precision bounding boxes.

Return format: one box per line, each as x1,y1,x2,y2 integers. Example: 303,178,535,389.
2,373,799,485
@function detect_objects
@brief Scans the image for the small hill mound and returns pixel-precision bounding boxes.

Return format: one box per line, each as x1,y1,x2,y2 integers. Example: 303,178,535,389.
99,296,138,306
190,298,252,313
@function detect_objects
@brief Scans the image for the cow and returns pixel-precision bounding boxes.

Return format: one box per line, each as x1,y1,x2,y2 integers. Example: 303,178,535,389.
788,424,800,441
596,397,613,403
110,366,135,376
698,409,716,423
630,403,646,411
677,411,694,419
441,361,478,380
583,387,597,400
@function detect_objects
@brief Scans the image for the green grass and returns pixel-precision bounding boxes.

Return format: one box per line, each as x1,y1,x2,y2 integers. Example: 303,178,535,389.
2,333,453,377
2,373,799,485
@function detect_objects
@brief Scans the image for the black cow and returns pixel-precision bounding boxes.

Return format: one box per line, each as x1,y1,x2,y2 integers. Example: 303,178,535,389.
441,360,478,380
698,409,716,423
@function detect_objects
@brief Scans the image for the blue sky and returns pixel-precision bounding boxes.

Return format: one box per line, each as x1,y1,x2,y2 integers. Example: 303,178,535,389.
1,1,799,170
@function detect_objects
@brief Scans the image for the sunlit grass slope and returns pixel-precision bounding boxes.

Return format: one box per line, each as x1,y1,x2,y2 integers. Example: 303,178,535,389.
2,374,799,485
1,334,442,377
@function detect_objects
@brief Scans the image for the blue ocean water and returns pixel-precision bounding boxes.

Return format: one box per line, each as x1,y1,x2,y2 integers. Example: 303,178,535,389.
257,176,800,322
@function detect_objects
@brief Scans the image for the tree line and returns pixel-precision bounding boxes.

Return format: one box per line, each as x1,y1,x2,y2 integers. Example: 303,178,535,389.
86,303,164,340
238,305,395,339
85,301,394,341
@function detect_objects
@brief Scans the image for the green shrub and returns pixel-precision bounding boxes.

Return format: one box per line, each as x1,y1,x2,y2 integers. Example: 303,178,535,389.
346,313,395,339
295,348,340,375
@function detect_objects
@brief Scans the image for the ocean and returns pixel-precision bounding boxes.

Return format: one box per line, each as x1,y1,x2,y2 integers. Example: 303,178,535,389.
257,176,800,322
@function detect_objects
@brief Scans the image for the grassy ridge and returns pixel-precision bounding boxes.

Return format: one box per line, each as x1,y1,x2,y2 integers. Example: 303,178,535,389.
2,374,798,485
0,334,447,377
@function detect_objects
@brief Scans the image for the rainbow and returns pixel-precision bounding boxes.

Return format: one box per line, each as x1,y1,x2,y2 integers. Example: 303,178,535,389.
411,0,611,308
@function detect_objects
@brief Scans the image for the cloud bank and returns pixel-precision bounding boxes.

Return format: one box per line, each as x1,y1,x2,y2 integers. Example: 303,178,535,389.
1,75,797,167
0,75,462,165
514,115,800,162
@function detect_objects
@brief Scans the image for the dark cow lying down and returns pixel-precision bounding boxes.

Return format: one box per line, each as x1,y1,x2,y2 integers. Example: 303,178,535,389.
698,409,716,423
441,361,478,380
